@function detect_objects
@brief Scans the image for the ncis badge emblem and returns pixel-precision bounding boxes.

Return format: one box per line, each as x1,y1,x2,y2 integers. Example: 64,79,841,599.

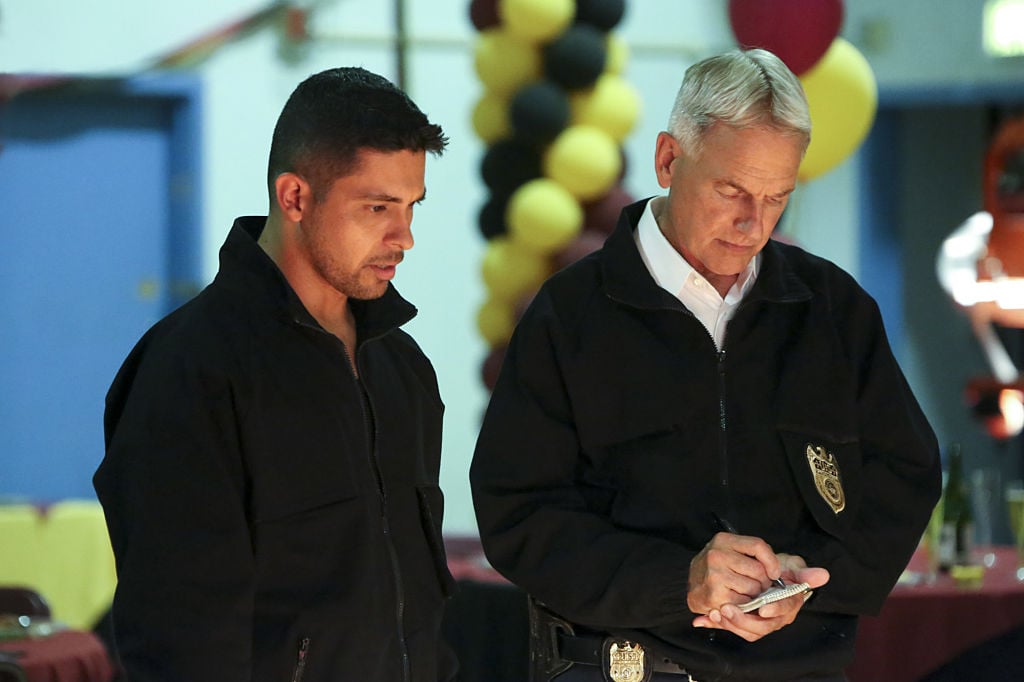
606,641,651,682
806,444,845,514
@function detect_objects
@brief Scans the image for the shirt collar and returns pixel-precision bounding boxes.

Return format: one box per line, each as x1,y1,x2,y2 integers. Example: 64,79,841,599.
633,197,760,303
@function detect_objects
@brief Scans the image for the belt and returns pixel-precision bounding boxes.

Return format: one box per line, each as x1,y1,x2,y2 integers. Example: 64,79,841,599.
557,632,699,681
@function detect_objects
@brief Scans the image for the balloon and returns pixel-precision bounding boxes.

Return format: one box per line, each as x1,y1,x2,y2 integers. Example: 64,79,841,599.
570,74,640,142
481,236,551,301
481,138,542,194
543,24,607,90
499,0,575,43
469,0,501,31
798,38,877,182
481,344,507,390
543,125,622,201
605,32,629,75
478,193,510,240
728,0,843,75
510,80,571,145
471,91,510,144
583,183,634,235
474,29,541,96
575,0,627,31
477,297,516,347
506,178,584,254
554,229,608,270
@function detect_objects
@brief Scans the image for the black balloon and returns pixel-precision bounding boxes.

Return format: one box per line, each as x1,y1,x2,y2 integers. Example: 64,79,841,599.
481,139,542,194
478,193,510,240
543,24,607,90
509,80,570,145
576,0,626,31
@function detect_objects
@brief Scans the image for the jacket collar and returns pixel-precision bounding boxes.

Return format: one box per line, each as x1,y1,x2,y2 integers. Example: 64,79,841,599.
600,198,812,309
217,216,417,341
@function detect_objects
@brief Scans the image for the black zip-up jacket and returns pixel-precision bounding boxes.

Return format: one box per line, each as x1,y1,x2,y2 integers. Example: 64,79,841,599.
470,199,941,681
95,217,457,682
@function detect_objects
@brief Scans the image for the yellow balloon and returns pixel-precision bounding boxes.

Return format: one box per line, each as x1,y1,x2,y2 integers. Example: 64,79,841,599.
542,125,622,201
499,0,575,43
798,38,878,182
477,297,517,347
570,74,640,142
474,29,541,96
472,91,510,143
481,236,551,302
605,33,629,75
507,178,584,254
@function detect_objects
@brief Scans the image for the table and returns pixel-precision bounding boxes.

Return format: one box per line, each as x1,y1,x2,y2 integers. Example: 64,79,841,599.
443,537,528,682
0,502,116,631
846,545,1024,681
0,631,113,682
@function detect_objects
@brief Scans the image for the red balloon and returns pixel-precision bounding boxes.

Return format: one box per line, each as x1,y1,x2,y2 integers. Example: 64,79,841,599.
583,184,635,236
728,0,843,75
469,0,500,31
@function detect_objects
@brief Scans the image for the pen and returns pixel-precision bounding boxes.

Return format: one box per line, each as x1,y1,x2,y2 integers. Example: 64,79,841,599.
711,511,786,588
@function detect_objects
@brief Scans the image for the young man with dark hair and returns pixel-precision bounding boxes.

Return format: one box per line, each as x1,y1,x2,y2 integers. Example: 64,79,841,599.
95,67,456,682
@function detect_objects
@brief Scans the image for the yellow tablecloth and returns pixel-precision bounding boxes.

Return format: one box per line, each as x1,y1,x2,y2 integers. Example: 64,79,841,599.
0,500,116,629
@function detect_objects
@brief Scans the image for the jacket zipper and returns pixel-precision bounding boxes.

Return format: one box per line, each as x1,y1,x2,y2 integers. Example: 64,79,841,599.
290,637,310,682
299,320,411,682
350,341,411,682
716,349,735,521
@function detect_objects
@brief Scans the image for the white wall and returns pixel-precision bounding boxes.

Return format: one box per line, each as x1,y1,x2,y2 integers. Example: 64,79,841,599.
4,0,1017,534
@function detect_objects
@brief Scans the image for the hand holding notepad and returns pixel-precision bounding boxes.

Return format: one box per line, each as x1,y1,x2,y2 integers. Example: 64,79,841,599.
737,581,813,613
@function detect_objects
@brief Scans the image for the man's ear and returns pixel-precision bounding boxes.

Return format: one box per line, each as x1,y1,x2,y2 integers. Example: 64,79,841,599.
654,131,682,190
273,172,312,222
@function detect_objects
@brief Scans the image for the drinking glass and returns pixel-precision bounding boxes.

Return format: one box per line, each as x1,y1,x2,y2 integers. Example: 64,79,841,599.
1006,480,1024,581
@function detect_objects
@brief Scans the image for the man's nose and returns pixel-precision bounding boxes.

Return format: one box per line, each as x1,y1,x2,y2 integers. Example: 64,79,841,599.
389,215,414,250
736,197,765,235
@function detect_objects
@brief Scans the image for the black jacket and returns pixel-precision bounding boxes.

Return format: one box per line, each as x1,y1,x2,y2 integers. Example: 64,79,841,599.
95,217,456,682
470,200,941,681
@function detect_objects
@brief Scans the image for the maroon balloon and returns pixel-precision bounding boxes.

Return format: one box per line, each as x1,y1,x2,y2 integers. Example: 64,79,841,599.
481,345,507,391
727,0,843,75
583,184,635,236
469,0,500,31
554,230,608,270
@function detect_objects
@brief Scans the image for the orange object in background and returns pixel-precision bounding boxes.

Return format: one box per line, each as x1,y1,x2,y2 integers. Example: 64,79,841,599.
979,115,1024,283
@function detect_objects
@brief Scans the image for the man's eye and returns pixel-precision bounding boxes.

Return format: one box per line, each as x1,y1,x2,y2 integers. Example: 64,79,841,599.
370,205,387,213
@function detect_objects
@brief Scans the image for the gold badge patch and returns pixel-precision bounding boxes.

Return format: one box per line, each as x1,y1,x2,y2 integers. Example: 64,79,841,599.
806,444,845,514
608,641,647,682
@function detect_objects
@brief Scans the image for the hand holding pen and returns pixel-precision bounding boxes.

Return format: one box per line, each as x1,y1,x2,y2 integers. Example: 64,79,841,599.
711,512,786,588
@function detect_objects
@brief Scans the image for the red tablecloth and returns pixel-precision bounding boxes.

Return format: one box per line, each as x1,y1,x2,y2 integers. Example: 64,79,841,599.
0,630,113,682
846,545,1024,682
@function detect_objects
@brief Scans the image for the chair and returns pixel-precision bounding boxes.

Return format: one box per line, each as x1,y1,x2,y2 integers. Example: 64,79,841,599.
0,586,50,619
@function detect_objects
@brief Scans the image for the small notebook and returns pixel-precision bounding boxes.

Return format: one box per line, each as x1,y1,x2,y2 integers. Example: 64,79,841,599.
737,582,811,613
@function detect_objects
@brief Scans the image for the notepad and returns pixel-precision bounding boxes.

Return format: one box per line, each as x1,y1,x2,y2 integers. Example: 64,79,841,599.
737,582,812,613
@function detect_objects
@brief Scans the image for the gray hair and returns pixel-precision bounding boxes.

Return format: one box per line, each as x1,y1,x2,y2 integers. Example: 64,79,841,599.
666,48,811,157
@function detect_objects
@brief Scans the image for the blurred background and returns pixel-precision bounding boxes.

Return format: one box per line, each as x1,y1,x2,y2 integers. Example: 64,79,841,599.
5,2,1024,679
2,0,1024,582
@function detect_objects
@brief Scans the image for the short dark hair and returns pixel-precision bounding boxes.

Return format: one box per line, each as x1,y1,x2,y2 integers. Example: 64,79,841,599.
267,67,448,200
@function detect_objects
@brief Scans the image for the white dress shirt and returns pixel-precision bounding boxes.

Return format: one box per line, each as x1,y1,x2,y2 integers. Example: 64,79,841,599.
633,198,759,350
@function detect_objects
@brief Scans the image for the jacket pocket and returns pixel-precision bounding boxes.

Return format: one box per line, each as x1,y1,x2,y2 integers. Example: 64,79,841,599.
778,429,862,540
416,484,456,597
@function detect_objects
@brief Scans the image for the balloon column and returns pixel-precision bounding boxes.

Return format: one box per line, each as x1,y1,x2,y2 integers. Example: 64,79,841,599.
728,0,877,182
470,0,639,390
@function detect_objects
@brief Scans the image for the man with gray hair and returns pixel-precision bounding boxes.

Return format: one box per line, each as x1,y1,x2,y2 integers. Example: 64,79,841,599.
471,48,940,681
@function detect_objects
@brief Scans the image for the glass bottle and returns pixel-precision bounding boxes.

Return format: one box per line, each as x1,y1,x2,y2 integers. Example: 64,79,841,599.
938,442,974,570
